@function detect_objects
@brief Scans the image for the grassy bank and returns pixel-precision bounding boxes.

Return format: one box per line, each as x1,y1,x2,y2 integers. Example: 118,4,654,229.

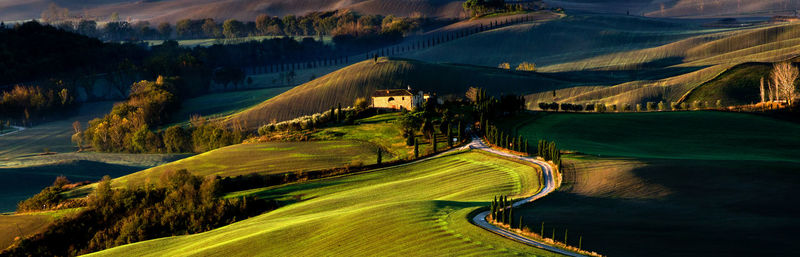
87,150,553,256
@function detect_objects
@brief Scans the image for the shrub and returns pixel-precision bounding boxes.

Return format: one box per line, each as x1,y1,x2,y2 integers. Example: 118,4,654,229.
646,102,657,111
516,62,536,71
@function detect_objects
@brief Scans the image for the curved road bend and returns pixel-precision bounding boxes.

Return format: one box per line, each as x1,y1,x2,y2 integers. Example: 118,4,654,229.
462,136,587,257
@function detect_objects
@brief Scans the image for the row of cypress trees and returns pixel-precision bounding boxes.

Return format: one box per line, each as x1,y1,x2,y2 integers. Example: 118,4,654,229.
488,196,588,252
482,122,531,154
537,139,562,168
489,195,515,226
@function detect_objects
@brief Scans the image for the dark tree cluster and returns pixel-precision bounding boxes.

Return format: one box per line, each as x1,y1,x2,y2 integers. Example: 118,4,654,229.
398,96,470,155
0,21,146,86
0,85,76,125
80,77,245,154
463,0,534,17
3,170,276,257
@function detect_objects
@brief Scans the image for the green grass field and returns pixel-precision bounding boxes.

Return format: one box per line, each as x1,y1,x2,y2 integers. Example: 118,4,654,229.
311,113,452,161
682,62,772,105
0,159,176,212
498,111,800,256
112,140,380,187
171,87,293,124
0,208,83,249
87,150,557,257
504,111,800,161
515,156,800,257
225,57,573,129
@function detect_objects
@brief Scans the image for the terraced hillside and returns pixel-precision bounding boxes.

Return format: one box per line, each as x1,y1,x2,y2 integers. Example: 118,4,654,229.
88,151,554,256
225,58,573,129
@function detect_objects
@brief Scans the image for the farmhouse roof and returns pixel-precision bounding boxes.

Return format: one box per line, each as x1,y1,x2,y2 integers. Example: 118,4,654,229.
372,89,413,97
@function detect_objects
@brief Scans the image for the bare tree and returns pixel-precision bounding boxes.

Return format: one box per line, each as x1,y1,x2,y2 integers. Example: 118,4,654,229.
71,121,83,151
760,77,766,103
771,62,799,105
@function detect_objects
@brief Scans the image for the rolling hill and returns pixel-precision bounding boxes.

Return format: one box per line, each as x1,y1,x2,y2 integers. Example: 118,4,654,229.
0,0,467,23
544,0,800,18
87,150,554,257
112,140,380,188
413,13,800,107
225,57,575,129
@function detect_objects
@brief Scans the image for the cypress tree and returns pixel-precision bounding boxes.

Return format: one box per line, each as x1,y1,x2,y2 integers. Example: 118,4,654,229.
377,147,382,165
414,138,419,158
524,138,529,154
552,228,556,241
457,122,462,141
541,221,544,237
579,236,582,249
337,103,342,122
507,206,512,226
330,106,335,119
517,135,523,152
447,123,453,147
431,131,437,153
564,228,568,246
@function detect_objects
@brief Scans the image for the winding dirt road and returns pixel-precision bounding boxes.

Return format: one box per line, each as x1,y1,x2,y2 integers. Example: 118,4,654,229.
462,135,587,257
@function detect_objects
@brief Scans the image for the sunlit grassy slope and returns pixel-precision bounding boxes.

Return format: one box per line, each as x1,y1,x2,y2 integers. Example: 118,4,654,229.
312,113,451,161
682,62,773,105
171,87,292,124
504,111,800,161
226,58,572,129
0,208,82,249
113,140,379,187
88,151,555,257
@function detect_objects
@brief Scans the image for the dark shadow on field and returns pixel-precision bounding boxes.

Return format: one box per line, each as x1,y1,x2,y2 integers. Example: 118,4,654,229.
516,158,800,257
543,59,704,86
0,160,145,212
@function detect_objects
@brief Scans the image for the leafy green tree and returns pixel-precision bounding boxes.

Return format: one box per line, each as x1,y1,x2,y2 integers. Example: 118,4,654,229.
130,125,150,153
202,18,222,38
163,125,189,153
222,19,245,38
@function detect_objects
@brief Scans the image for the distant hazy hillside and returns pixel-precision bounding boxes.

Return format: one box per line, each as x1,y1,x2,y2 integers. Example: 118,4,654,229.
545,0,800,18
0,0,466,23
